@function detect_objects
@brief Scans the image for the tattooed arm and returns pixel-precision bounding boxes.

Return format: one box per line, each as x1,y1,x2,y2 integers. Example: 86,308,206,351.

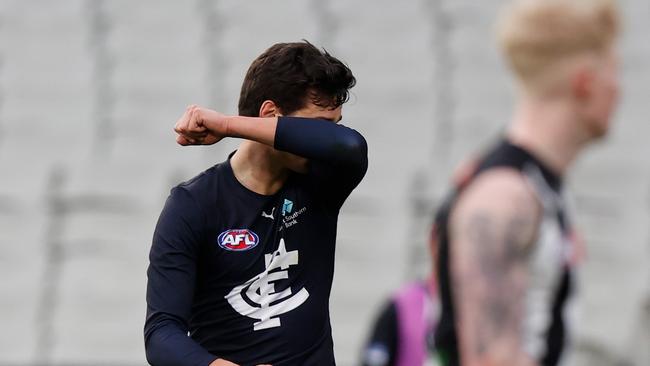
449,169,542,366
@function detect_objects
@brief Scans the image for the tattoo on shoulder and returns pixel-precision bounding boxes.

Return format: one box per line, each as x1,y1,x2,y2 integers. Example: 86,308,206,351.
458,206,538,357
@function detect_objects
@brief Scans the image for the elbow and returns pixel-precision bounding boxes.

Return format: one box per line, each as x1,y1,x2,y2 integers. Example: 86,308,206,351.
145,346,157,366
144,323,171,366
337,130,368,166
145,331,177,366
144,330,163,366
145,340,158,366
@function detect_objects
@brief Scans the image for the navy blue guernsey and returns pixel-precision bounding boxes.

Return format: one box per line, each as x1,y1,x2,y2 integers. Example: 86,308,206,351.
145,117,368,366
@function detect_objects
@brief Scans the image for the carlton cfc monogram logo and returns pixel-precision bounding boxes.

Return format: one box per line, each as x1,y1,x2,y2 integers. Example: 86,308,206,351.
225,238,309,330
218,229,259,251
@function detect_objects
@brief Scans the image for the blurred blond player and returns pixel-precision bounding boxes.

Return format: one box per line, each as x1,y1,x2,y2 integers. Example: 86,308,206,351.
433,1,620,366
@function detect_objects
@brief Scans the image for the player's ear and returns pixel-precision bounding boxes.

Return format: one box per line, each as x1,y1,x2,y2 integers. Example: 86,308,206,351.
259,100,281,118
571,64,596,103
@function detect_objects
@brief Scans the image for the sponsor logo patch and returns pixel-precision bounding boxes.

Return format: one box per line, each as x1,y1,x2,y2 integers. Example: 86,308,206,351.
282,199,294,216
217,229,259,251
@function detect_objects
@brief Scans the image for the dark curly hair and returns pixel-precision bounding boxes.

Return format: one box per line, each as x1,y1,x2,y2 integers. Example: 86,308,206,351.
238,41,356,117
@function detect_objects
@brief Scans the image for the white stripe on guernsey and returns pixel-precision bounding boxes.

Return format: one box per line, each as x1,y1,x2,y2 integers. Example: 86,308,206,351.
558,274,578,366
522,163,563,213
521,164,569,361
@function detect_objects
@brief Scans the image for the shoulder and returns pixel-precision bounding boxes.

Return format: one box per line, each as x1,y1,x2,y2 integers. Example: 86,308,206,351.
173,162,225,205
339,124,368,149
450,168,542,243
455,168,540,217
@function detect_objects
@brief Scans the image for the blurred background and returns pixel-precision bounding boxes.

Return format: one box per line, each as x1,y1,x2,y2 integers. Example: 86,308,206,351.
0,0,648,365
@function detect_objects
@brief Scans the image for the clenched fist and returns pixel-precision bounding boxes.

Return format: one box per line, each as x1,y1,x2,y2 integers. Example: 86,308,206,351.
174,105,230,146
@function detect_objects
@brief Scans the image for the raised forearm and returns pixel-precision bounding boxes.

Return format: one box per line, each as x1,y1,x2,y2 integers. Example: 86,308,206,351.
173,106,277,147
222,115,367,165
222,115,278,146
222,115,367,167
175,106,367,167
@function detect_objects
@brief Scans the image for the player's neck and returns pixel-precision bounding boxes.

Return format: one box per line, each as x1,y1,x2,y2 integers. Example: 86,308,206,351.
507,97,587,176
230,141,289,196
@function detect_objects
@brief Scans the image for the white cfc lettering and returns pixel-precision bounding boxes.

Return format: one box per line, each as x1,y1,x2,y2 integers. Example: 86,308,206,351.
225,238,309,330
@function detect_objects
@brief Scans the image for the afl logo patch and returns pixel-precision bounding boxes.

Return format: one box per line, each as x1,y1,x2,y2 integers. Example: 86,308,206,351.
218,229,260,251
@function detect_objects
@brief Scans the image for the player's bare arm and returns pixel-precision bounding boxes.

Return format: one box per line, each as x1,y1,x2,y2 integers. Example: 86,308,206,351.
173,99,350,150
174,104,278,147
449,169,542,366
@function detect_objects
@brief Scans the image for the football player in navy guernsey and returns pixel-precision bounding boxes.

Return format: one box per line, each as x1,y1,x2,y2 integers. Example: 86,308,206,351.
144,41,367,366
434,1,620,366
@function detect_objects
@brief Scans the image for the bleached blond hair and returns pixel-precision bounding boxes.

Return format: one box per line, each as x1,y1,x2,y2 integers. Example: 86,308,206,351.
497,0,620,94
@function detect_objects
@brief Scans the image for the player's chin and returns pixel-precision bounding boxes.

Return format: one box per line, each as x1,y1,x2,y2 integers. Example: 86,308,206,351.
591,120,612,140
583,116,612,141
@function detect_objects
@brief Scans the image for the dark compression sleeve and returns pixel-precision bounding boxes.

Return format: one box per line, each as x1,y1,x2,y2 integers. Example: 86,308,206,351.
144,187,217,366
274,116,368,208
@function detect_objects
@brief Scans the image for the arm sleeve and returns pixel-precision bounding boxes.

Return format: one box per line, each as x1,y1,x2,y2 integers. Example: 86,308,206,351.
274,116,368,208
144,187,218,366
361,301,399,366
